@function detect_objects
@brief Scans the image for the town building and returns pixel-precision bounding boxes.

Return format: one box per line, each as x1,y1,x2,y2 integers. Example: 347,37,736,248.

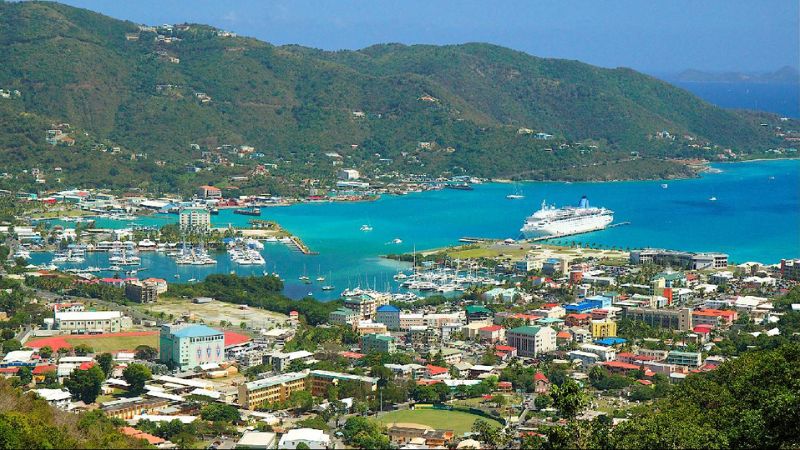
691,309,738,328
375,305,401,330
579,343,616,361
506,326,556,357
308,370,378,397
624,307,693,331
337,169,360,180
178,207,211,232
159,323,226,370
590,319,617,338
197,185,222,199
666,351,703,368
278,428,331,450
478,325,505,343
343,295,387,321
124,280,159,303
239,372,309,410
328,308,358,327
267,350,313,372
630,249,728,270
780,259,800,281
361,333,396,354
53,311,129,333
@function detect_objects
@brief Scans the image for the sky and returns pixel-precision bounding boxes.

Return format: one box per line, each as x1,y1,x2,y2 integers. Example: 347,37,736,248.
58,0,799,74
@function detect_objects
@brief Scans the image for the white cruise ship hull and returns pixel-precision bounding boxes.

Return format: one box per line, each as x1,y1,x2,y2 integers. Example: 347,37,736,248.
521,213,613,238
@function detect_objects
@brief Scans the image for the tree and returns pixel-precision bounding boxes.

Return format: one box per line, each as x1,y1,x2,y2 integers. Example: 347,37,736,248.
96,353,114,377
133,345,158,361
471,419,498,445
200,403,240,422
122,363,152,394
16,367,32,386
490,394,507,409
551,378,587,419
534,394,552,410
64,366,105,403
73,344,93,356
288,390,314,412
38,345,53,359
2,339,21,352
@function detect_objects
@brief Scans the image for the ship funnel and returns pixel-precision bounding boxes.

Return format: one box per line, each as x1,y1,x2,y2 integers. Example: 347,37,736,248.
579,196,589,208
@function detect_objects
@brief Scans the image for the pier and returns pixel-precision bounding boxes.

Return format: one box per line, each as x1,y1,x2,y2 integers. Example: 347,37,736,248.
459,222,631,244
288,236,318,255
527,221,631,242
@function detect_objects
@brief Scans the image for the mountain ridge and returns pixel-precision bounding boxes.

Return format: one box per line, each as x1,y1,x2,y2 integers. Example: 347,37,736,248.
0,1,793,195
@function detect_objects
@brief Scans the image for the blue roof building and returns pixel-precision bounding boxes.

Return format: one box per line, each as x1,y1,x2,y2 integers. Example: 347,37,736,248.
595,337,627,346
160,324,225,370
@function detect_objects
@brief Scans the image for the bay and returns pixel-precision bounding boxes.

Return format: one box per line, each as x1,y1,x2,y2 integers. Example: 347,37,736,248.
30,160,800,300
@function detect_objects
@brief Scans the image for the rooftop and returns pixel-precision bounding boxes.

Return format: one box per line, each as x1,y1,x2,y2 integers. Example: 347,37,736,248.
169,324,224,338
508,326,543,336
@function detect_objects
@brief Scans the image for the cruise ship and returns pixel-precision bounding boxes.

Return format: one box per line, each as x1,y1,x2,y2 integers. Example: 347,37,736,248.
520,196,613,238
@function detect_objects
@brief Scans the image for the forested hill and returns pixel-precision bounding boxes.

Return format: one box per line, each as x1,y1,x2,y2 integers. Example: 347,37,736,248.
0,1,792,194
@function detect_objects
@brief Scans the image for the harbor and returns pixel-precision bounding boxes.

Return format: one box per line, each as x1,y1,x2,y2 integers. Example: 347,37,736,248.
18,160,800,300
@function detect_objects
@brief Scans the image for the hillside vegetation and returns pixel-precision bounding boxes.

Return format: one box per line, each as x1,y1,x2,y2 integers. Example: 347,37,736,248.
0,379,144,448
0,1,791,195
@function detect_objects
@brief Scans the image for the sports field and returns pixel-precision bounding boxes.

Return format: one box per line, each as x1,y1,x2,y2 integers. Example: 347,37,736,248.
375,408,501,435
26,330,250,353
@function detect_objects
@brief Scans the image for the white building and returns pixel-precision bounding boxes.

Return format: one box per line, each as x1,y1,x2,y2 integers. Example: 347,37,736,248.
579,343,616,362
278,428,331,449
237,431,277,449
337,169,360,180
54,311,130,333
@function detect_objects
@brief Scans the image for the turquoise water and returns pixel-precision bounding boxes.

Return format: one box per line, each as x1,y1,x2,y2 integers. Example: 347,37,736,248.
31,160,800,300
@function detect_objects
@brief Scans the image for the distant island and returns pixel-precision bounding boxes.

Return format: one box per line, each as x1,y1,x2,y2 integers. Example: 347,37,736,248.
666,66,799,84
0,1,796,197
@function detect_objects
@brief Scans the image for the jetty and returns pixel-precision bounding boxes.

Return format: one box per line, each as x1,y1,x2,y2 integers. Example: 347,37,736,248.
288,236,318,255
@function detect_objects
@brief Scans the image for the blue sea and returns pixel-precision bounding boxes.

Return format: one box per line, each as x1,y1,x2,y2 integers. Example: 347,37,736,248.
31,160,800,300
671,81,799,118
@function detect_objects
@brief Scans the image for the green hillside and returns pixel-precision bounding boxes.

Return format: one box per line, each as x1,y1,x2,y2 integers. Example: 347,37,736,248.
0,1,792,195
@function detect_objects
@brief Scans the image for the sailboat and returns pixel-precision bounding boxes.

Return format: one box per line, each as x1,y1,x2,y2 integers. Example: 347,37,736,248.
506,182,525,200
321,270,334,290
316,265,325,282
299,264,310,283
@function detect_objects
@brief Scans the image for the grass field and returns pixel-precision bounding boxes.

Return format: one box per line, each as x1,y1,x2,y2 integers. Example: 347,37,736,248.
375,409,501,435
64,335,159,353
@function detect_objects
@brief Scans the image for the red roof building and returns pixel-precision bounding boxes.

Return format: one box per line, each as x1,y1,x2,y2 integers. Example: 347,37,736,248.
426,364,449,377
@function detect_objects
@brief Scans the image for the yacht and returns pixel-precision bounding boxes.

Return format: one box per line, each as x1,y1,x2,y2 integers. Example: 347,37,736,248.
360,224,373,231
709,197,717,202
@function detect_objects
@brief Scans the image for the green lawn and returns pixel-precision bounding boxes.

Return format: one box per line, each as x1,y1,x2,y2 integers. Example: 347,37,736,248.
64,335,158,353
375,409,501,435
